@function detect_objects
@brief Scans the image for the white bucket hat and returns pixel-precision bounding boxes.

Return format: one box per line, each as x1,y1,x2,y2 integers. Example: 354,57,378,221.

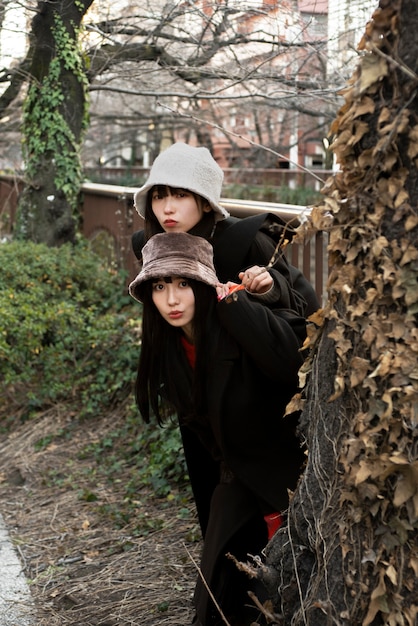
129,232,219,302
133,143,229,221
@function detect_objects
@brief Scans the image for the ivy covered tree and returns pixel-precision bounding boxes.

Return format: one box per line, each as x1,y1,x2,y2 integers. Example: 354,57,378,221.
14,0,93,246
257,1,418,624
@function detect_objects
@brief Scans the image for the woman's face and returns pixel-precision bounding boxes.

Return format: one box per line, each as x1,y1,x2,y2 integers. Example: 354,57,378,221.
151,276,195,342
150,186,211,233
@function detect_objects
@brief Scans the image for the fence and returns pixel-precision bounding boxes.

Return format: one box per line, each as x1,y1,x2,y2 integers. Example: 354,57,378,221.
84,167,332,193
0,175,328,305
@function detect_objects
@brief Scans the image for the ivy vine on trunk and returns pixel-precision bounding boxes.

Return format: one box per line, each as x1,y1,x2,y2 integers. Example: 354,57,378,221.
15,0,93,246
254,1,418,624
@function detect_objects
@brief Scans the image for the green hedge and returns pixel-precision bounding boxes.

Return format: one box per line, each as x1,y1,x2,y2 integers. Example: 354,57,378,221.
0,239,138,420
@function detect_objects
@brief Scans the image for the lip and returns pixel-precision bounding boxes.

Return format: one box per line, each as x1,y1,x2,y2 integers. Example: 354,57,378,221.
164,219,178,227
168,311,183,319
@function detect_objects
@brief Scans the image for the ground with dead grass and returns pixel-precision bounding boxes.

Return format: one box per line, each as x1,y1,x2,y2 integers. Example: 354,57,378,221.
0,406,201,626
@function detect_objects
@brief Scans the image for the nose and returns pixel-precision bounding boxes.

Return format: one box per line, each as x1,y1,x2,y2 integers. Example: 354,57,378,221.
163,192,175,213
166,284,180,305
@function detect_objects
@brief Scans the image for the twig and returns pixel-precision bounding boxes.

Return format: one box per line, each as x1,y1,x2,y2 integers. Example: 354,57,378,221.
157,101,326,184
183,543,232,626
286,521,308,626
49,502,60,533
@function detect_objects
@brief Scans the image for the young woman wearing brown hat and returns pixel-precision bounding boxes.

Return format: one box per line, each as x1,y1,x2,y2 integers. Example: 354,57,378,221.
129,232,307,626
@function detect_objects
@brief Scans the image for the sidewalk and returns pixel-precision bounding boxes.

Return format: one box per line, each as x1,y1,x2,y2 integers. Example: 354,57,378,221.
0,515,34,626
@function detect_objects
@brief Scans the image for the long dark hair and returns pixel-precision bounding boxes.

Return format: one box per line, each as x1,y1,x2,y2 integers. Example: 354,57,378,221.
143,185,214,241
135,277,217,425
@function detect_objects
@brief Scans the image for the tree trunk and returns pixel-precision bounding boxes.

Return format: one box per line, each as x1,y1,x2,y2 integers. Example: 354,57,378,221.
260,1,418,624
15,0,93,246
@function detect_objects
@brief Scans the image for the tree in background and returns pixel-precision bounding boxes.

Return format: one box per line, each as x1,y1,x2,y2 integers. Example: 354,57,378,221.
80,0,335,171
9,0,93,245
259,0,418,623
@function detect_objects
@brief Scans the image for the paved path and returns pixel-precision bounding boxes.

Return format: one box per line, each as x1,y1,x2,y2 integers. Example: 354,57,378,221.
0,515,34,625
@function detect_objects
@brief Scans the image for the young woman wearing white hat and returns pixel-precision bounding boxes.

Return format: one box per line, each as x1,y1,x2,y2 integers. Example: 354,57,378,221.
129,232,306,626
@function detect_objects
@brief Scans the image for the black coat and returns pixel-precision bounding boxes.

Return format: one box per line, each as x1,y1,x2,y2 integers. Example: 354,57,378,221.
162,290,307,625
174,286,306,522
205,292,305,510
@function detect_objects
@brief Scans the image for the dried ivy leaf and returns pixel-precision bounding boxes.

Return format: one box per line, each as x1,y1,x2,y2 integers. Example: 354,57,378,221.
400,245,418,266
350,357,370,387
371,236,389,256
393,471,416,508
353,96,376,118
284,393,304,416
405,215,418,231
356,54,388,95
394,189,409,209
307,308,324,326
385,564,398,586
327,375,345,402
363,572,388,626
407,125,418,159
412,494,418,522
350,121,370,146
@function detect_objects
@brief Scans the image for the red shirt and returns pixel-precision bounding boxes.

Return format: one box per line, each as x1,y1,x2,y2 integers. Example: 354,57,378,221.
181,335,196,369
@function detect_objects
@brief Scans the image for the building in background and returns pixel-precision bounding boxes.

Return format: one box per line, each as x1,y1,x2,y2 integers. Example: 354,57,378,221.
177,0,379,175
327,0,379,78
171,0,330,175
0,2,27,85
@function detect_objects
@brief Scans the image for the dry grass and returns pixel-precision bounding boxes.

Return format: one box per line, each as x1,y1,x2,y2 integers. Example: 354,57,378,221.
0,407,201,625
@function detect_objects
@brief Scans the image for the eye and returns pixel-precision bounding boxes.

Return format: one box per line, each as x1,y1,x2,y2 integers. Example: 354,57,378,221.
152,282,164,291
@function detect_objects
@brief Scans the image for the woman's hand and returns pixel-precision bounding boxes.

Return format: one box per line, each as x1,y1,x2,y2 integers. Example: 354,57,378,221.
217,267,273,301
216,281,241,301
239,266,273,294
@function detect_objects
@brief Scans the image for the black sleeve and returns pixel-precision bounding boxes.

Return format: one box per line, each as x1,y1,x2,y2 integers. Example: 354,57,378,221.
132,229,146,261
213,213,315,317
288,264,320,316
217,289,306,384
179,423,219,539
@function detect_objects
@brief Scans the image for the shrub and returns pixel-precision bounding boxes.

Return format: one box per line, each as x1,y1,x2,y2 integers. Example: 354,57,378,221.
129,420,190,498
0,239,139,420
